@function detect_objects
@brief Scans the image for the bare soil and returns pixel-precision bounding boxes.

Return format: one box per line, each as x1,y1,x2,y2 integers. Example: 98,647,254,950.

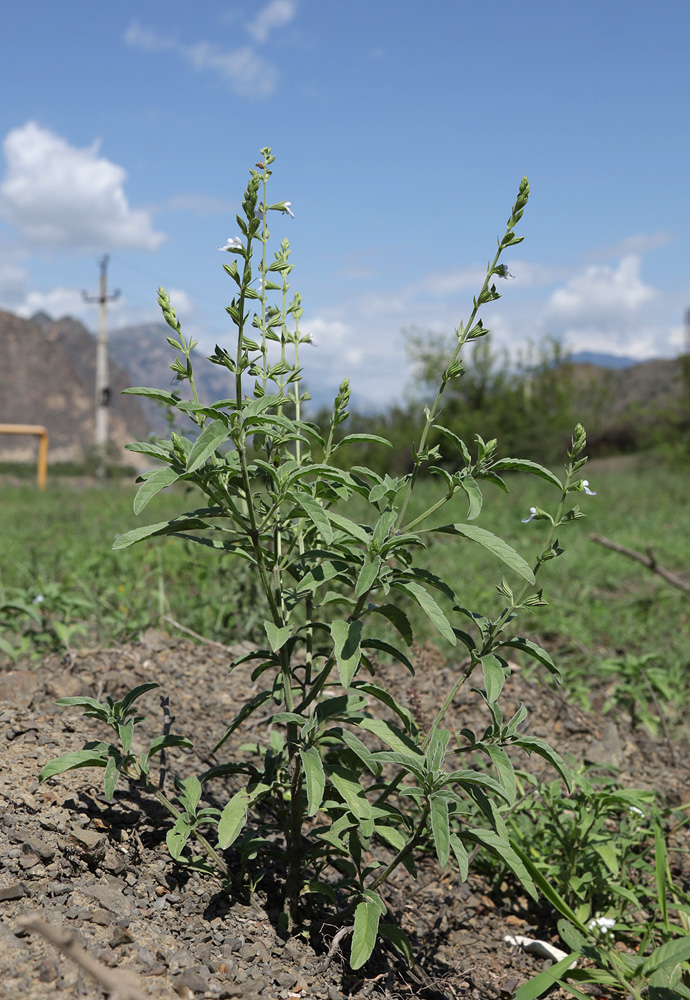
1,631,688,1000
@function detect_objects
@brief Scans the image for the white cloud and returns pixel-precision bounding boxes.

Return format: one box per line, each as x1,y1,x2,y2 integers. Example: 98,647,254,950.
165,287,194,319
15,286,91,321
246,1,297,43
124,21,278,98
292,248,684,408
0,122,165,253
547,255,657,323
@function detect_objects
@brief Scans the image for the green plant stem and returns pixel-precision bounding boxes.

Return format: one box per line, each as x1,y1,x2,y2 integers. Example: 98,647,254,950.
396,247,507,531
125,766,229,878
369,802,431,891
423,657,477,751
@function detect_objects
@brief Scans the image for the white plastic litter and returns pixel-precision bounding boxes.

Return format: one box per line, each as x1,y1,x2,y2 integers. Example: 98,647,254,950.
504,935,577,968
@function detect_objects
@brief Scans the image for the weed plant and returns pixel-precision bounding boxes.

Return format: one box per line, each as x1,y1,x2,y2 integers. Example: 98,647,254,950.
40,150,610,968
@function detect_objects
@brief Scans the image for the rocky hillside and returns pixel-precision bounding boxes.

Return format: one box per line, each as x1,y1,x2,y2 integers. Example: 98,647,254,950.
0,310,150,466
107,322,233,434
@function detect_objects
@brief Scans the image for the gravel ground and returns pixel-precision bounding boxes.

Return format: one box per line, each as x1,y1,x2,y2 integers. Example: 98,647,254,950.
1,630,688,1000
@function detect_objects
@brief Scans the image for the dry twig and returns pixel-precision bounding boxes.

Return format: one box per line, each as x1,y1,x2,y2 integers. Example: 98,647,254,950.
589,534,690,596
18,915,147,1000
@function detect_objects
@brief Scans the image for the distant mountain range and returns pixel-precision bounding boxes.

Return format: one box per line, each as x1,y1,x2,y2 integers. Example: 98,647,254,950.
0,308,684,466
569,351,640,369
0,310,150,466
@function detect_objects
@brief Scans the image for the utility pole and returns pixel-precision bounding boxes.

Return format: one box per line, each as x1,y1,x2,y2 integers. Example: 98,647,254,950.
83,256,120,480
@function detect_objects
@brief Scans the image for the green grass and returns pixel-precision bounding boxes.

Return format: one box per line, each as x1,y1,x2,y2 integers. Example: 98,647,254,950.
1,456,689,730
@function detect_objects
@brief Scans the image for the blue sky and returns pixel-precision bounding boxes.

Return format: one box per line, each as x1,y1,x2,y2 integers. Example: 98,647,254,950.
1,1,688,407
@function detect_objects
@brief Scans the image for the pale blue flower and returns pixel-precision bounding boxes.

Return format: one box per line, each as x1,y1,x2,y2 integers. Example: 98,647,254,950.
581,480,596,495
217,237,243,251
522,507,537,523
495,264,514,279
282,201,295,218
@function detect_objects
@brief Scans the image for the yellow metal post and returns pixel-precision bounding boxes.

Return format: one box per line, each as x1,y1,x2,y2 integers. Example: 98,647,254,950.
0,424,49,489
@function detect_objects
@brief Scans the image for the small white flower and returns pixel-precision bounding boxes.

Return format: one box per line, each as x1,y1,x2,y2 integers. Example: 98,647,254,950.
495,264,514,279
282,201,295,218
588,916,615,935
581,480,597,495
217,237,243,251
33,594,44,604
628,806,645,817
522,507,537,523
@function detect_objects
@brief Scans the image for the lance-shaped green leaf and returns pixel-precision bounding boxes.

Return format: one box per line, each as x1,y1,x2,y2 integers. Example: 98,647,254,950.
485,745,516,805
264,620,292,653
327,764,373,834
430,794,450,868
125,440,173,461
40,749,108,782
460,474,482,520
333,433,393,451
351,898,382,970
361,639,414,674
498,636,562,682
366,603,413,646
393,581,456,645
101,755,119,800
337,728,382,776
133,466,181,516
449,833,469,880
217,788,251,849
481,654,508,703
512,953,581,1000
324,510,370,544
378,924,413,966
122,386,181,405
186,419,228,473
166,816,193,860
330,619,363,687
353,682,417,732
512,735,572,790
436,524,535,584
492,458,563,491
354,554,381,599
467,828,537,899
112,508,224,550
357,718,423,758
299,745,326,816
292,491,333,543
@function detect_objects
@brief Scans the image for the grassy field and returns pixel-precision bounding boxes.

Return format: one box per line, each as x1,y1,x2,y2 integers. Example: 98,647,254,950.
1,454,689,730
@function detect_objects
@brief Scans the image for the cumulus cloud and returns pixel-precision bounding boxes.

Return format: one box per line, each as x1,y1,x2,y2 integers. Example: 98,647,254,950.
15,286,92,321
124,19,281,98
547,255,657,323
294,249,682,408
246,0,297,43
0,122,165,253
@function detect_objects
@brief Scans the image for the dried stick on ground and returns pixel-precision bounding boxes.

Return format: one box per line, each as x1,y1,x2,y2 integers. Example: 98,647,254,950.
589,534,690,596
18,916,148,1000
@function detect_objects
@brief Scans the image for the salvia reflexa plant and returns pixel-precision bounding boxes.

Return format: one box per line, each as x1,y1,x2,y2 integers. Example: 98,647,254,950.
41,148,597,969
